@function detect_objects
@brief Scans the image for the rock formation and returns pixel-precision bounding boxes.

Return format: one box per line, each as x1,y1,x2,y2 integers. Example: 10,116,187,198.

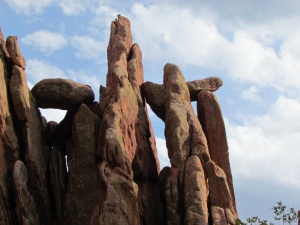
31,79,95,110
0,16,238,225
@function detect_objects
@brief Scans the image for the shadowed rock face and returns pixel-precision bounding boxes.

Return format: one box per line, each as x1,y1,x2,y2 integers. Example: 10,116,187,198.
0,16,238,225
0,30,19,225
64,104,100,225
32,79,95,110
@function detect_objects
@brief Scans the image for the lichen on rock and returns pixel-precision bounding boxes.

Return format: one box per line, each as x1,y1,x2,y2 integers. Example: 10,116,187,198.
0,16,238,225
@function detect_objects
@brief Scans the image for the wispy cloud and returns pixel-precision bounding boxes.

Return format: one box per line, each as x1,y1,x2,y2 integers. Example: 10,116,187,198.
227,95,300,189
71,35,105,61
21,30,67,54
4,0,54,14
129,3,300,93
58,0,86,15
26,59,66,85
241,86,262,102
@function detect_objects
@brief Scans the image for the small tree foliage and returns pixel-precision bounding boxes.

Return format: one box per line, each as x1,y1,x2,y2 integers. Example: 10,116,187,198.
235,202,299,225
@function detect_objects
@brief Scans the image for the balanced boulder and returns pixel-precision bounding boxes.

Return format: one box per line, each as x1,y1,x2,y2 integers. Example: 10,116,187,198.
31,78,95,110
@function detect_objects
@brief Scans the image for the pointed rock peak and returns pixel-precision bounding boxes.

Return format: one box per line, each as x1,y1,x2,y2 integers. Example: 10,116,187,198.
0,16,239,225
6,36,26,70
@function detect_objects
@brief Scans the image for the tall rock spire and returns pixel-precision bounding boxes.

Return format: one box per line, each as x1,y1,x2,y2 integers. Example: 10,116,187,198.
0,16,238,225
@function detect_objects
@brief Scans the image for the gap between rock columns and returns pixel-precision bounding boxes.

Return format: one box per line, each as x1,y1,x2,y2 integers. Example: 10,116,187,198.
0,15,239,225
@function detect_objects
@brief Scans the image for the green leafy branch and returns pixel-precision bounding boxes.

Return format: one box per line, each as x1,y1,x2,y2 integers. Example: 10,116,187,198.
235,201,299,225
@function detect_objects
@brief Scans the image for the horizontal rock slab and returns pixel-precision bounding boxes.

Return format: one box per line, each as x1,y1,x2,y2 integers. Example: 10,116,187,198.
142,77,222,121
187,77,222,101
31,78,95,110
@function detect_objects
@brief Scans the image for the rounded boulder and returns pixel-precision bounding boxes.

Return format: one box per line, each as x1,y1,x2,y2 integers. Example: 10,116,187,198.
31,78,95,110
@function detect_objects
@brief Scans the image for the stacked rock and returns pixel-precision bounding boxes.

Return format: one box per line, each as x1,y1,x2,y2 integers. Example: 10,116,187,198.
0,16,238,225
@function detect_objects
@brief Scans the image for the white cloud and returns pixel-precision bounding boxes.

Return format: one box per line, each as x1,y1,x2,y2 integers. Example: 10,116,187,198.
4,0,54,14
129,3,300,93
241,86,262,102
26,59,66,85
130,4,226,66
88,5,120,40
155,137,170,169
71,35,105,61
227,95,300,190
21,30,67,54
58,0,99,15
93,5,121,27
58,0,86,15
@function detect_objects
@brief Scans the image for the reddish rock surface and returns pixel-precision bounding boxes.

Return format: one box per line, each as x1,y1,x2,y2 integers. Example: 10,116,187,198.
96,15,163,225
6,36,26,70
187,77,223,101
184,156,208,225
141,81,165,121
197,90,237,214
0,16,238,225
205,161,237,224
211,206,227,225
164,63,210,166
142,76,222,121
163,63,211,225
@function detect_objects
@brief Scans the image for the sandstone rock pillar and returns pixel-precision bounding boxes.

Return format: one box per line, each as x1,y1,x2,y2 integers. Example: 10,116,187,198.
163,63,210,225
0,16,239,225
197,90,237,215
95,15,163,225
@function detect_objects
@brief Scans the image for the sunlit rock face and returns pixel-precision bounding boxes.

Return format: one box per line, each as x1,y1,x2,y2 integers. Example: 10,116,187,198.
0,16,237,225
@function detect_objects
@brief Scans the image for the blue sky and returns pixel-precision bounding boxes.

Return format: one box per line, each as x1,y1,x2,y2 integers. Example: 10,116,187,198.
1,0,300,221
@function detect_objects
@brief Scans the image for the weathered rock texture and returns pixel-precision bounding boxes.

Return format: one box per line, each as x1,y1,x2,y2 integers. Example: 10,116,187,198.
142,77,222,121
197,90,237,213
0,16,238,225
95,16,162,225
32,78,95,110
